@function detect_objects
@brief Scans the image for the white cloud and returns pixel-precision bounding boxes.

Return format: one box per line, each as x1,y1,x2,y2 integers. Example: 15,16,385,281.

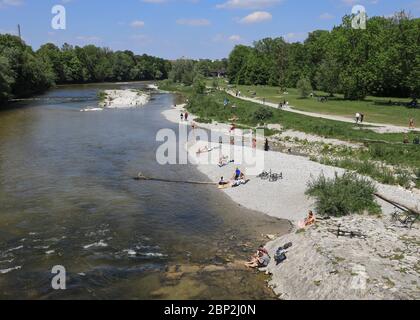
0,0,23,9
239,11,272,24
176,18,211,26
319,12,334,20
283,32,308,43
216,0,282,9
142,0,167,3
213,34,243,43
228,34,242,42
131,20,145,28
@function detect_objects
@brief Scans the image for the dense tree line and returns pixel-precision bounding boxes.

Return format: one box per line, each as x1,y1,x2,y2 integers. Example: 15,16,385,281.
0,34,171,106
168,58,227,85
228,12,420,99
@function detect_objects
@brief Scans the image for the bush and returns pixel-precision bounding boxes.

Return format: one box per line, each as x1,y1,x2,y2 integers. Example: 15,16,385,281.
193,74,206,94
296,77,312,98
306,172,381,217
253,108,273,122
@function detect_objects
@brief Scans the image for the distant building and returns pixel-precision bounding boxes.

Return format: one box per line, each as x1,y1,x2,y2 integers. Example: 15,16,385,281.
209,69,227,78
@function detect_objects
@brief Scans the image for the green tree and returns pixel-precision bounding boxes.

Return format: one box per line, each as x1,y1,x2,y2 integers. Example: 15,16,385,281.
193,74,206,94
297,77,313,98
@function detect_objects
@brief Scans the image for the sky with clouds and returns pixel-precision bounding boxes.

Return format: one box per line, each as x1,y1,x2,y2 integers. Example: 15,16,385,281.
0,0,419,59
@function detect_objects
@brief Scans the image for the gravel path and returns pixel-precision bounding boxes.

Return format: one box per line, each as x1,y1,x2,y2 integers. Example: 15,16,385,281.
225,90,412,134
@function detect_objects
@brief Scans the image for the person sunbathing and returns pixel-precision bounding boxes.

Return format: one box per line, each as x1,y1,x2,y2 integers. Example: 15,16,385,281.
218,176,229,186
304,211,316,226
196,146,215,154
196,146,209,154
219,156,234,167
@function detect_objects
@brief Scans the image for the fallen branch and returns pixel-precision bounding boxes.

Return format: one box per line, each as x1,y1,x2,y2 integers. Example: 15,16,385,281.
374,193,420,216
134,172,217,186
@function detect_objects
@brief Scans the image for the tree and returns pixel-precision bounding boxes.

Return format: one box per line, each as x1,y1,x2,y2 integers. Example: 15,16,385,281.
227,45,252,84
315,58,340,96
297,77,313,98
0,56,14,104
169,58,195,85
193,74,206,94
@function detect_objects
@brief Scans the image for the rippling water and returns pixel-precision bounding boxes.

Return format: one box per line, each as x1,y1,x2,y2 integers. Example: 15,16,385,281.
0,82,289,300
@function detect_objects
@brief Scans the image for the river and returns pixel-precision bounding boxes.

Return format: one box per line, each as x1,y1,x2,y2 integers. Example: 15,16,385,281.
0,82,290,300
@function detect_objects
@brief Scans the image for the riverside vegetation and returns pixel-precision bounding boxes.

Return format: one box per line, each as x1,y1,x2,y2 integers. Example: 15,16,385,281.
0,34,171,107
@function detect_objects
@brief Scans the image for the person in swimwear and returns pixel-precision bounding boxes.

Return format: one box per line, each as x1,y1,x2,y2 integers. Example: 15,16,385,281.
304,211,316,226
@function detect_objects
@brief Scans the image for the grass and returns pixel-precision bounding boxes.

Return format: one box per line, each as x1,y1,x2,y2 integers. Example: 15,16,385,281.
208,79,420,127
160,81,420,186
97,90,107,102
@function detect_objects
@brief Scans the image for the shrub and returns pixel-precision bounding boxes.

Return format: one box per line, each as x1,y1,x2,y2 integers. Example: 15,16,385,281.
306,172,381,217
296,77,312,98
253,108,273,122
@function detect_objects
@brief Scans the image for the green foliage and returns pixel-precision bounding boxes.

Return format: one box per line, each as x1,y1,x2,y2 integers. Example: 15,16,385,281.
253,108,273,122
297,77,313,98
0,34,54,102
193,74,206,94
0,55,14,104
227,12,419,99
0,34,171,106
306,172,381,217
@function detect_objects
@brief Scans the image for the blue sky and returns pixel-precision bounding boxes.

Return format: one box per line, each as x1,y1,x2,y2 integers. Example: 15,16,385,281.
0,0,419,59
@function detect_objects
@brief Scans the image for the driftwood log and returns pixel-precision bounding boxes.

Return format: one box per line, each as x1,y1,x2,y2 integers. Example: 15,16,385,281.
374,193,420,216
134,172,217,186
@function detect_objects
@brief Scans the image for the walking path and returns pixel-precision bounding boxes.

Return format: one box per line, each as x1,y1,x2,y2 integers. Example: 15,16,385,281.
225,90,411,134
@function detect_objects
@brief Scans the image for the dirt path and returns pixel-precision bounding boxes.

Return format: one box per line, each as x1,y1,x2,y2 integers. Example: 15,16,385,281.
225,90,411,134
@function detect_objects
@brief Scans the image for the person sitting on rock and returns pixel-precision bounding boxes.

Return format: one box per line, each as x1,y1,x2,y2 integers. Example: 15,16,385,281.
245,250,271,269
304,211,316,226
218,176,229,186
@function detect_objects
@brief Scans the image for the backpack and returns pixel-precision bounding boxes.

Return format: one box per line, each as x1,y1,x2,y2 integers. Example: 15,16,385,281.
274,242,293,265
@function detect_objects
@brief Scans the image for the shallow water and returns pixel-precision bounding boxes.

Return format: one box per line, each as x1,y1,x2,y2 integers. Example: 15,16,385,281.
0,82,290,300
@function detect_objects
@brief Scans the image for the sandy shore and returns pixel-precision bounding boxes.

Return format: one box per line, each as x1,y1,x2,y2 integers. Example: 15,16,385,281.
161,101,420,300
162,104,420,222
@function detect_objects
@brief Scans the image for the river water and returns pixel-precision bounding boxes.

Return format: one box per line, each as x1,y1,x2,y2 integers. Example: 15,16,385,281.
0,82,290,300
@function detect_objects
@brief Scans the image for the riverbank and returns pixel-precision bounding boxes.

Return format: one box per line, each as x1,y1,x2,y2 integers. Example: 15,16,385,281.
161,102,420,300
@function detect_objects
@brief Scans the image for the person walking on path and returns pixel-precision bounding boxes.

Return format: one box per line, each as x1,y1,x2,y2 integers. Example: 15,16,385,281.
409,118,415,130
355,113,361,124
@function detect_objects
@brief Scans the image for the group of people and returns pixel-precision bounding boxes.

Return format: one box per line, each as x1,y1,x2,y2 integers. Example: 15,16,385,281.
245,246,271,269
355,112,365,124
218,167,249,188
245,211,316,269
180,112,189,122
278,100,288,109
